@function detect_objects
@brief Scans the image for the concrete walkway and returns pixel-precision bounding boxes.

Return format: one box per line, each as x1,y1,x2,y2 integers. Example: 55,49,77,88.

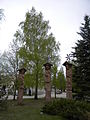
8,92,66,100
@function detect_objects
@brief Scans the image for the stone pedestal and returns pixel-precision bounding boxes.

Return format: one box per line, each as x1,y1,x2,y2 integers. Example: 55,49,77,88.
43,63,52,102
63,61,72,99
17,68,26,105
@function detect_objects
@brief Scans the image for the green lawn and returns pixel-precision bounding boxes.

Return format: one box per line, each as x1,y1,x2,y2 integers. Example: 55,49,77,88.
0,99,65,120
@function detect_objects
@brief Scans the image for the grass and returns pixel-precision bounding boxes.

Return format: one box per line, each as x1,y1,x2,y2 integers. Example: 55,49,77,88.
0,99,65,120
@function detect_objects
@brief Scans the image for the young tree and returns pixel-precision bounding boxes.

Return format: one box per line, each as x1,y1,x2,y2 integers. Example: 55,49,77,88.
52,66,66,98
57,67,66,92
0,32,21,100
17,7,60,99
9,40,19,100
0,52,14,109
52,64,58,98
72,15,90,100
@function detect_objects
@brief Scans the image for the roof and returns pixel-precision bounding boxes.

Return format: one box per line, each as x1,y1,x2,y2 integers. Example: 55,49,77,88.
18,68,27,72
63,61,72,67
43,62,53,67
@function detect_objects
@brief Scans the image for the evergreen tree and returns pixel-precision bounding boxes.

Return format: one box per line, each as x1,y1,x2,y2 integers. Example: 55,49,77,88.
72,15,90,100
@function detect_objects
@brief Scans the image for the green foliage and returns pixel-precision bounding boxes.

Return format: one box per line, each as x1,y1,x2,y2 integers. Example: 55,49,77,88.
24,72,35,88
16,7,60,99
57,68,66,91
72,15,90,99
0,99,7,111
42,98,90,120
52,65,57,86
52,65,66,98
0,40,20,100
0,86,8,111
52,66,66,91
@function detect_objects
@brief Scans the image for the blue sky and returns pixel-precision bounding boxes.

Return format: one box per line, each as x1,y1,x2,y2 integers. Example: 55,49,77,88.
0,0,90,64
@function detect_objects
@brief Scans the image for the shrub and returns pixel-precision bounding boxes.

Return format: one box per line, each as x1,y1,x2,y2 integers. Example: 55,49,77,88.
0,99,7,111
0,88,8,111
42,98,90,120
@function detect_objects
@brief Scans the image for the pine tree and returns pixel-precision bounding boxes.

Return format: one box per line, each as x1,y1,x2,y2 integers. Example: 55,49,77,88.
72,15,90,100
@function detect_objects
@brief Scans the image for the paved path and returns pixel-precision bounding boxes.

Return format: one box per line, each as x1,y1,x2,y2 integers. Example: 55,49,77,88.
8,92,66,100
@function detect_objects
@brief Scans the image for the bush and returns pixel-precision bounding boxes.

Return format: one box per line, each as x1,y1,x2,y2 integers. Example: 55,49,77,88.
0,99,7,111
0,88,8,111
42,98,90,120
